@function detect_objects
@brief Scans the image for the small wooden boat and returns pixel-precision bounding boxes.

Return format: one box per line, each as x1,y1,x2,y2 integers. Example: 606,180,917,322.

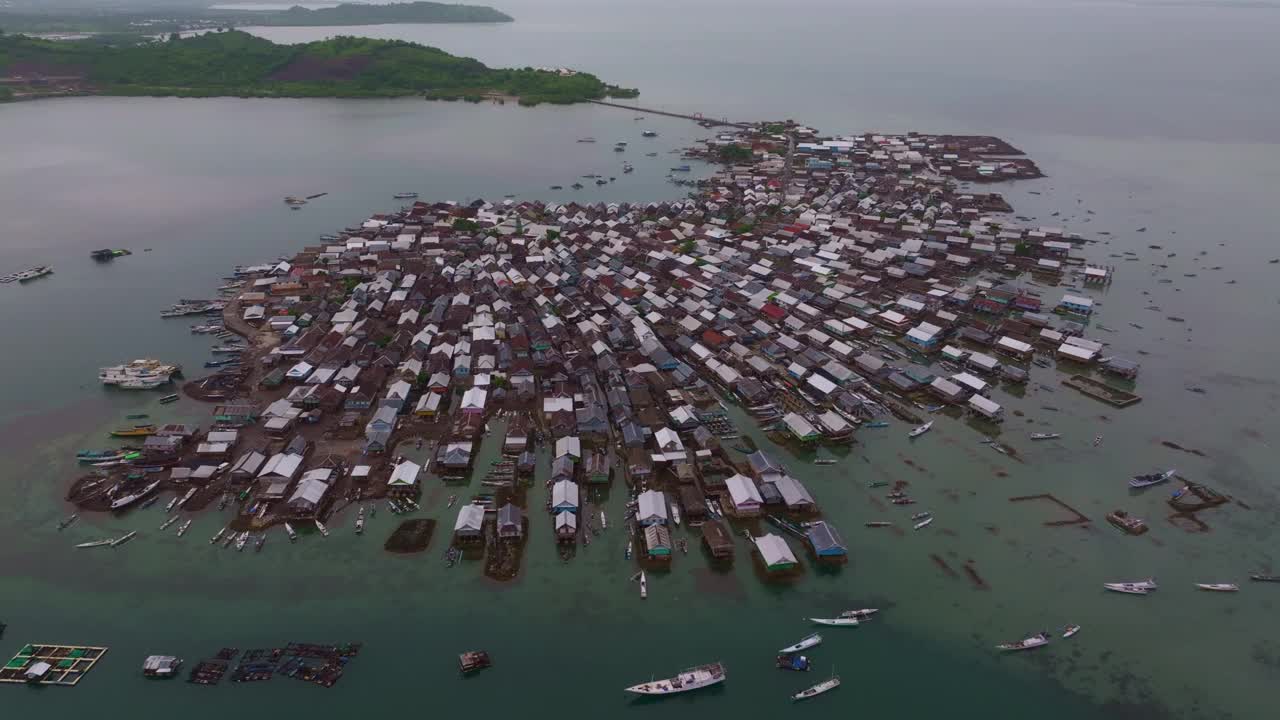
315,519,329,537
624,662,725,695
1249,574,1280,583
254,533,266,552
110,426,156,438
780,633,822,654
640,571,648,599
1062,624,1081,638
791,674,840,701
813,459,837,465
58,514,78,531
76,538,115,549
809,617,858,627
891,498,916,505
841,609,878,619
913,517,934,531
176,519,191,537
210,527,226,544
1195,583,1239,592
159,394,179,404
355,507,365,535
111,530,137,547
234,531,249,551
996,632,1050,651
285,522,297,542
1030,432,1061,440
865,521,892,528
159,515,179,531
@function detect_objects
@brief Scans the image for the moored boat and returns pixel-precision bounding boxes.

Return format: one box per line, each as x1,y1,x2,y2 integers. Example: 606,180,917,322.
1104,578,1157,595
1030,432,1061,440
1249,574,1280,583
176,519,192,537
110,425,157,438
57,514,78,530
315,519,329,537
865,521,892,528
791,674,840,701
996,632,1050,651
908,421,933,438
210,527,226,544
809,617,858,627
110,530,137,547
1062,624,1081,638
777,654,811,671
623,662,725,695
355,507,365,535
840,608,878,619
76,538,115,549
1195,583,1239,592
142,655,182,678
1130,469,1176,489
779,633,822,654
913,516,934,531
285,522,297,542
110,480,161,510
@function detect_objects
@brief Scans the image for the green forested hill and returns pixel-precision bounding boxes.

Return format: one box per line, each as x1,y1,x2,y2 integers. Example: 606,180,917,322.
0,31,638,105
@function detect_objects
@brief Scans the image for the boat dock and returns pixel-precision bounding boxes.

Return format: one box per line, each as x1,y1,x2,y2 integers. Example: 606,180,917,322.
0,644,108,686
587,100,751,128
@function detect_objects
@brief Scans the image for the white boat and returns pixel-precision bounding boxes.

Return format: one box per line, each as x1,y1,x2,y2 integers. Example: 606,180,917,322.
355,507,365,535
235,531,249,551
791,674,840,701
809,617,859,627
908,421,933,438
671,504,681,526
110,480,162,510
176,487,197,508
623,662,725,695
996,632,1050,651
1104,580,1156,595
315,519,329,537
176,519,192,537
210,527,226,544
840,608,878,619
780,633,822,654
393,192,418,199
913,517,934,531
1062,624,1081,638
163,496,179,513
285,522,297,542
76,538,115,549
1130,469,1176,489
1195,583,1239,592
111,530,137,547
159,516,179,531
600,510,607,530
1030,432,1061,440
640,571,648,599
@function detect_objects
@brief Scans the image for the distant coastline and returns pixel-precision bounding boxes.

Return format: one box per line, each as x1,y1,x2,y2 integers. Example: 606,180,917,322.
0,2,514,37
0,30,638,106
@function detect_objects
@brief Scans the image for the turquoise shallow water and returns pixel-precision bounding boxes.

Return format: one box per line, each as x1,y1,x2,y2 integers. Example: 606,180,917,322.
3,1,1280,717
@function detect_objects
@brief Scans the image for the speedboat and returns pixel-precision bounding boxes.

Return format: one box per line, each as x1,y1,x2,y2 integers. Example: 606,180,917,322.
1195,583,1239,592
809,617,858,627
996,632,1050,651
1130,469,1175,488
624,662,725,695
777,654,811,671
315,519,329,537
791,674,840,701
1062,625,1081,638
908,421,933,438
285,522,297,542
779,633,822,654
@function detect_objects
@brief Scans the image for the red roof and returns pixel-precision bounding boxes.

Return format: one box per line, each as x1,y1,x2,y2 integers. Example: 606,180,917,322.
761,303,787,320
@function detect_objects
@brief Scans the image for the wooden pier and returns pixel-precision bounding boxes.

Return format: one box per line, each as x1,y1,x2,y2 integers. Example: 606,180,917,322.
1061,375,1141,407
1,644,108,686
587,100,752,128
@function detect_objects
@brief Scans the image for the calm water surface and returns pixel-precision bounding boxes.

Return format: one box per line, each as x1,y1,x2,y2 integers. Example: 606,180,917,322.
1,2,1278,718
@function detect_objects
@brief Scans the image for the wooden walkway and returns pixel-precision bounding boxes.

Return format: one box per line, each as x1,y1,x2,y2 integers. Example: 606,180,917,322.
588,100,752,129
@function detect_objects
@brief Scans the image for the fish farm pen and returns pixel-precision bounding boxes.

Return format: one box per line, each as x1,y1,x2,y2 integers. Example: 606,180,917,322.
1,644,108,686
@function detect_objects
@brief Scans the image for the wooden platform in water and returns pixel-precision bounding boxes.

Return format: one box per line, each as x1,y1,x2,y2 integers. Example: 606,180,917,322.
0,644,108,686
1061,375,1141,407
